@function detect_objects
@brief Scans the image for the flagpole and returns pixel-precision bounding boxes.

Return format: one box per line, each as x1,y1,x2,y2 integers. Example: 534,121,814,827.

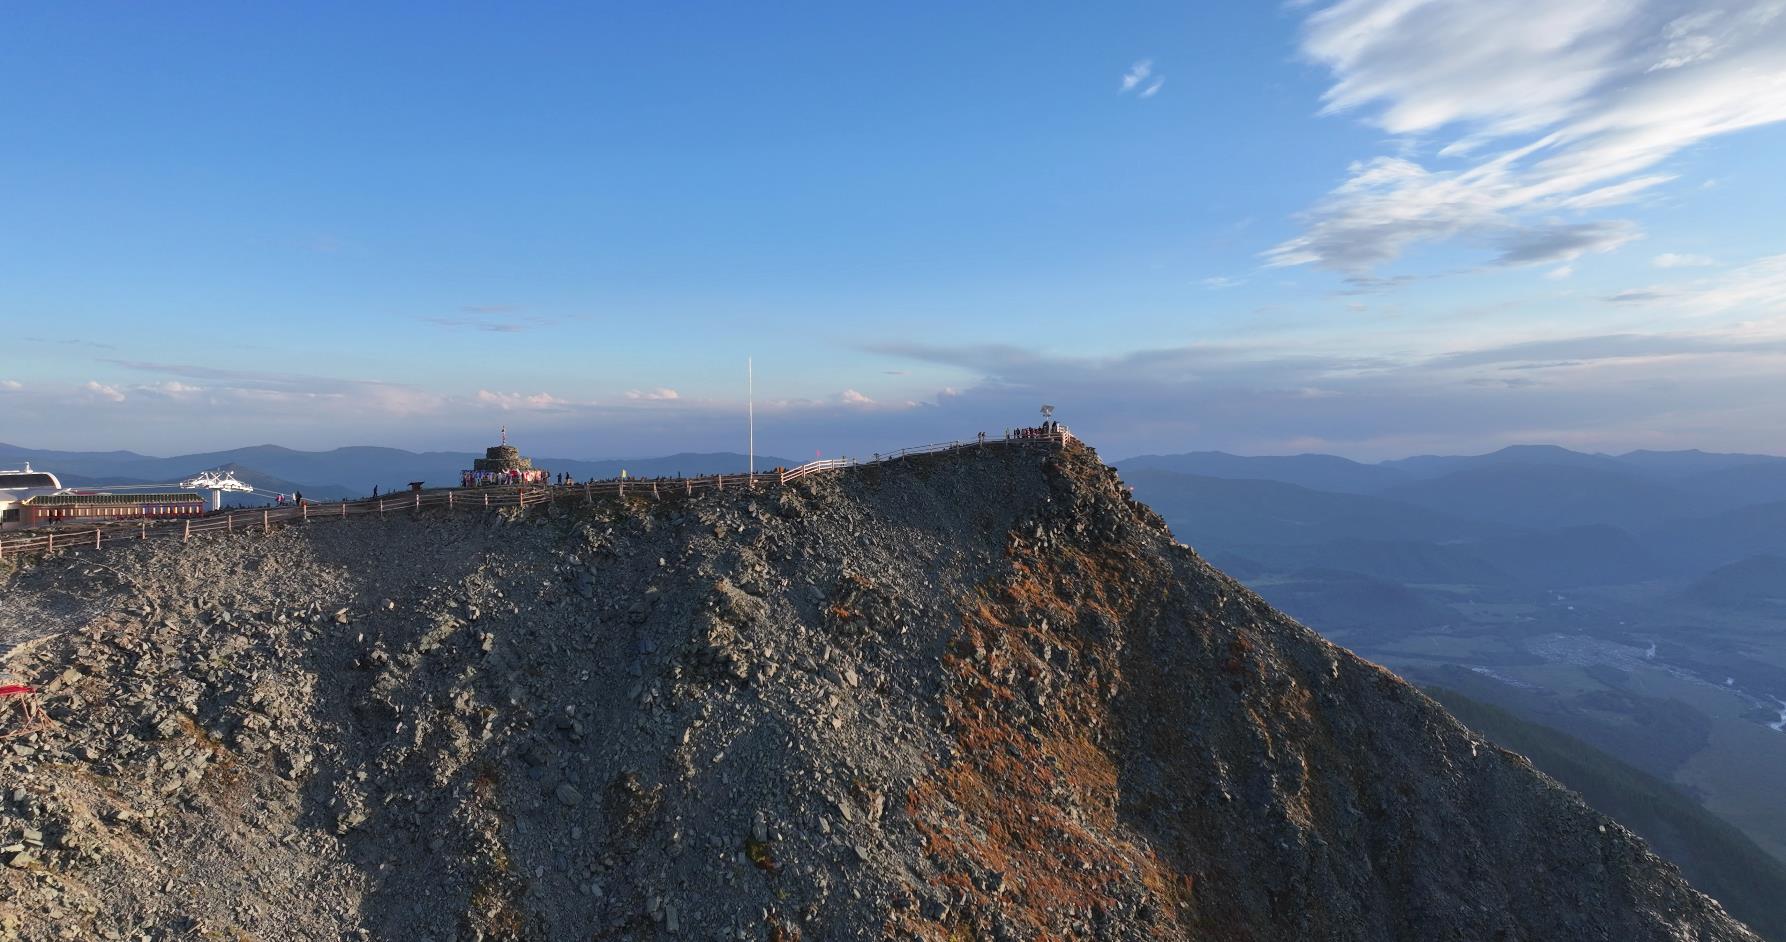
748,356,755,476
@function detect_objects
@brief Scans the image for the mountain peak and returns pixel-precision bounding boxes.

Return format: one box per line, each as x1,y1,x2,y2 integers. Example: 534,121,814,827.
0,442,1757,939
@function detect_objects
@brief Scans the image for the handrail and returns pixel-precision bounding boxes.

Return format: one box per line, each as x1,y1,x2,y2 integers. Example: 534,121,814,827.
0,429,1071,562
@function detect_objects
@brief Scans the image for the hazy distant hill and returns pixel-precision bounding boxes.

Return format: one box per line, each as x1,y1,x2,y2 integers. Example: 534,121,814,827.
1380,464,1699,531
1121,470,1489,546
1470,524,1666,587
1116,445,1786,510
1615,449,1786,478
1648,500,1786,572
1250,568,1460,644
1683,556,1786,611
1678,463,1786,510
1427,686,1786,941
1383,443,1630,479
1217,538,1517,588
1116,451,1403,493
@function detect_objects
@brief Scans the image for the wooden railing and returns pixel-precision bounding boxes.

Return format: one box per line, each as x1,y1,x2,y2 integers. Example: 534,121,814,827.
0,429,1071,562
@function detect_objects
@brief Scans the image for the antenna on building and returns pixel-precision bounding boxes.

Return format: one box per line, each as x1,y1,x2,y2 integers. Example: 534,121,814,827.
500,425,508,446
748,357,755,476
1041,404,1055,419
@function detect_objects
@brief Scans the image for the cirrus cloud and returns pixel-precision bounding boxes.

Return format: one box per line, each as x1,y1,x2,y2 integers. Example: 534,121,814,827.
1270,0,1786,274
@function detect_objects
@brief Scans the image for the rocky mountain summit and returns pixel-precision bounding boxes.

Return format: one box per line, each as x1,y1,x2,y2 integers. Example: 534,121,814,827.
0,442,1761,940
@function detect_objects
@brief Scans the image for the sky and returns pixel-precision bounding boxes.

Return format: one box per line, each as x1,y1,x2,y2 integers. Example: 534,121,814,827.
3,1,1785,462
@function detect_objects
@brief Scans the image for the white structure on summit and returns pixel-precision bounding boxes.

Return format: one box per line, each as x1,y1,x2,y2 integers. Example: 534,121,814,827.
180,469,254,511
0,462,66,529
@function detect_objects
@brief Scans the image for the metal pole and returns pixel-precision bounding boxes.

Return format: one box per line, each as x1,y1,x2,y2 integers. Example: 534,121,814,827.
748,355,754,478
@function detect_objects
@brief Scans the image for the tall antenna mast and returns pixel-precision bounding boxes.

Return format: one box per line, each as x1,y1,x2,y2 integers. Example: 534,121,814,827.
748,356,755,476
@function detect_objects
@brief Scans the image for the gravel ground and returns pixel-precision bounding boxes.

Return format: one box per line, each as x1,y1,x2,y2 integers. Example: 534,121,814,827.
0,442,1762,941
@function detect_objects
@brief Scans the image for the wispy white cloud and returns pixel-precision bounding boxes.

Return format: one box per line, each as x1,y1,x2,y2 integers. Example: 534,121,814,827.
1119,59,1153,92
0,380,21,391
1609,252,1786,315
1270,1,1786,274
105,360,445,415
475,390,569,411
1201,275,1246,289
623,387,681,401
131,381,204,399
82,381,126,402
1653,252,1716,268
426,306,567,333
839,389,875,405
1139,77,1165,99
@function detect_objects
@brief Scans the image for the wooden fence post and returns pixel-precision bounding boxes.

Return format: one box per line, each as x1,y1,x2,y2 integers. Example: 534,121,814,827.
483,492,489,509
379,499,385,518
94,528,101,550
227,514,233,533
183,520,190,542
414,492,420,512
263,510,270,531
717,475,724,491
46,533,53,553
449,491,455,509
140,523,146,541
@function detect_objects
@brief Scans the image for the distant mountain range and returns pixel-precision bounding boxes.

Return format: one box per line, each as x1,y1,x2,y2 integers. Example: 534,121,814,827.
1117,445,1786,576
0,442,795,501
1118,444,1786,506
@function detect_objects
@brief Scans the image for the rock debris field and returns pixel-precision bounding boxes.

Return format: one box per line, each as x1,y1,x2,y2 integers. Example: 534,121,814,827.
0,442,1763,940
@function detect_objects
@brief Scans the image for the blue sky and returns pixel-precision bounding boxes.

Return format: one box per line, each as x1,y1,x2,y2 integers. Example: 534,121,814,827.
3,1,1784,460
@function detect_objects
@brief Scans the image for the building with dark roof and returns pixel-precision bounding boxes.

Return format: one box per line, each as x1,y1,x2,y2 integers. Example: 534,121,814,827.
20,492,205,528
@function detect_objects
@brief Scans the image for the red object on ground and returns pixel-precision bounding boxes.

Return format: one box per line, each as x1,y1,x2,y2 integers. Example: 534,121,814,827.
0,685,35,697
